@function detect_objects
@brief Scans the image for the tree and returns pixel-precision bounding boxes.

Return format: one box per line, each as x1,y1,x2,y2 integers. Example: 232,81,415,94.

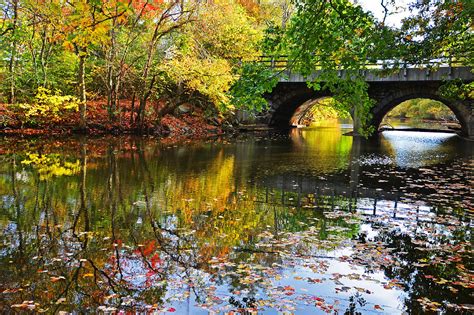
270,0,472,136
19,0,59,90
134,1,196,128
284,0,393,135
99,0,137,122
1,0,469,133
387,98,457,121
398,0,473,65
1,0,20,104
159,3,263,115
57,0,127,128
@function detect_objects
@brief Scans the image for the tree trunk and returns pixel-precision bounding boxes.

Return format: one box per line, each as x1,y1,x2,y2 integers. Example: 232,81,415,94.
77,51,87,129
137,74,156,129
107,24,117,122
107,65,114,119
136,19,161,128
352,103,363,136
130,92,136,125
7,0,19,104
112,75,121,123
137,98,147,129
40,28,50,87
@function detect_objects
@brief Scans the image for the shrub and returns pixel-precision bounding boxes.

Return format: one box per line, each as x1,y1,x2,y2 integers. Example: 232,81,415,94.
9,87,81,127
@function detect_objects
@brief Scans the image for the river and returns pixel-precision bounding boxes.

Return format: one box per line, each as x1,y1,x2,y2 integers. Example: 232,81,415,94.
0,126,472,314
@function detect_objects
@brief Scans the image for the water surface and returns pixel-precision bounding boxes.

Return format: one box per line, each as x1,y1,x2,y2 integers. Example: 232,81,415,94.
0,127,472,314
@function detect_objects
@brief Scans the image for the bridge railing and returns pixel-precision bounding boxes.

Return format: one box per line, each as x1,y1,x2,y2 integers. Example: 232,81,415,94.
255,55,471,70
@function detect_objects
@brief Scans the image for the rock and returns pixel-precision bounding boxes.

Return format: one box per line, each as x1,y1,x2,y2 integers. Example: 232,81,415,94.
178,104,192,114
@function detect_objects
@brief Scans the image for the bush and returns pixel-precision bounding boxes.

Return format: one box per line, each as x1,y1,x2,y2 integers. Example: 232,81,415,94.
9,87,81,127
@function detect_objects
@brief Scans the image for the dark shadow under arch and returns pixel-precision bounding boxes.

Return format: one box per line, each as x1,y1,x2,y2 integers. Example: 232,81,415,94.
290,97,330,126
267,83,333,127
289,97,353,127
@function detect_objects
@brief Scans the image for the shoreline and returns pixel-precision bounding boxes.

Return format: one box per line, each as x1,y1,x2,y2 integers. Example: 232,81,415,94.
0,99,226,139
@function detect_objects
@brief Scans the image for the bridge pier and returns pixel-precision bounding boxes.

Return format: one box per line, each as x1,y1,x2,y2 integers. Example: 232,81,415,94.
351,105,363,137
468,115,474,139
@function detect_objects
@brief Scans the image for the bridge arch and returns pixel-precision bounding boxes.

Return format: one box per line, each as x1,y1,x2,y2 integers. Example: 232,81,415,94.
289,97,331,126
265,83,333,127
264,80,473,137
368,83,473,137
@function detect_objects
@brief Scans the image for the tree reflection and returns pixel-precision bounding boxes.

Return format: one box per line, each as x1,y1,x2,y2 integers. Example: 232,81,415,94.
371,225,472,314
0,136,471,313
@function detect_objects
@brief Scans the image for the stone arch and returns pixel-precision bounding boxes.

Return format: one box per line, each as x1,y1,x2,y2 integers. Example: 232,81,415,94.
263,81,473,137
289,97,332,126
264,83,332,127
369,83,473,137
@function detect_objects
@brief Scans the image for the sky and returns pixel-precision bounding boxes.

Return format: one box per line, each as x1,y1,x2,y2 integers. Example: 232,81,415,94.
356,0,412,27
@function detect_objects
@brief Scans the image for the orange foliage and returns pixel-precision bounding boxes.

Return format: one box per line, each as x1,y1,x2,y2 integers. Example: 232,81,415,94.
237,0,260,17
132,0,165,16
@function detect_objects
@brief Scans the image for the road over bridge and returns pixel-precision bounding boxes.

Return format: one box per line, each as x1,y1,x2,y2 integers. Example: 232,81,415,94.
259,65,474,137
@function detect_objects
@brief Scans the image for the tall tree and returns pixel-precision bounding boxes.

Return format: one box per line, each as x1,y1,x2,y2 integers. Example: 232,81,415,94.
285,0,394,135
1,0,20,104
100,0,134,122
59,0,126,128
260,0,472,135
398,0,473,65
135,1,196,128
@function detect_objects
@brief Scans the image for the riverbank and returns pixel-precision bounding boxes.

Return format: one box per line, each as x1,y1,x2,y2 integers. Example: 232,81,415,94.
0,100,225,139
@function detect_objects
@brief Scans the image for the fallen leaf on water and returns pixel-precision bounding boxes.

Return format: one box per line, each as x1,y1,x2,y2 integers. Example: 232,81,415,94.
50,276,65,282
55,298,66,305
11,302,35,310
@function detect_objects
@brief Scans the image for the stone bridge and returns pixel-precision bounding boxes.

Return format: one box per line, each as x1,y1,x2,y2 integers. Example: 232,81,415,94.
260,66,474,137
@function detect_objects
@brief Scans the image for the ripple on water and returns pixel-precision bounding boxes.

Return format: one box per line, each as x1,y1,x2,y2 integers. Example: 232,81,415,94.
381,131,458,168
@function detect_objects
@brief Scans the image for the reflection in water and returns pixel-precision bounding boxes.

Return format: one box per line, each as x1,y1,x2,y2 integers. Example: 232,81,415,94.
0,127,472,314
290,126,353,173
380,131,459,168
383,117,460,131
